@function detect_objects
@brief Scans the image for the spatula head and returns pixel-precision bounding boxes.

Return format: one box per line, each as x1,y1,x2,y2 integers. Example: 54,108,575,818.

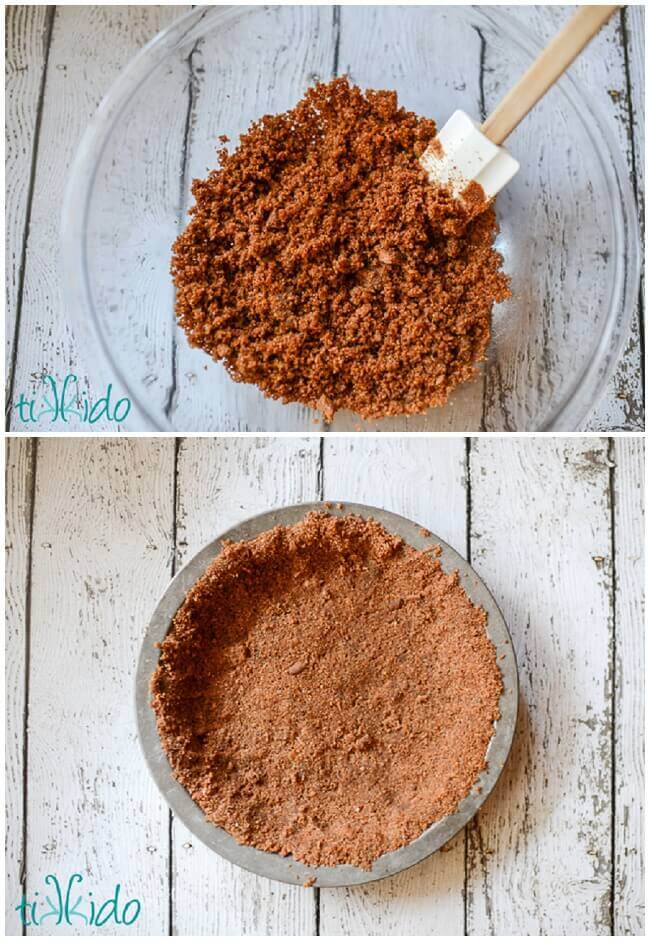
420,110,519,202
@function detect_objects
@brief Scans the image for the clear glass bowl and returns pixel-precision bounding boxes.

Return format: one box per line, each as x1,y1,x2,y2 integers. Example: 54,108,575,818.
62,5,640,431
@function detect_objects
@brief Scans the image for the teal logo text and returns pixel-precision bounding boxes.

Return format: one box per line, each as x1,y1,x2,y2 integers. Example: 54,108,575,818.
15,873,141,927
13,373,131,425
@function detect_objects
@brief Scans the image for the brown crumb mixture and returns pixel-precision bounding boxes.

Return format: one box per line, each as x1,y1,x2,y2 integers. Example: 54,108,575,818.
151,512,503,870
171,78,510,420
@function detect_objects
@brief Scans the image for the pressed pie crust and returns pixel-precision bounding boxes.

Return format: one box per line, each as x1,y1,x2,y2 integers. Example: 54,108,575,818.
151,512,502,870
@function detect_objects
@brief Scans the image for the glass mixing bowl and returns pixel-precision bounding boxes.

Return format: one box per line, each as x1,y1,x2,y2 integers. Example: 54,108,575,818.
61,5,640,431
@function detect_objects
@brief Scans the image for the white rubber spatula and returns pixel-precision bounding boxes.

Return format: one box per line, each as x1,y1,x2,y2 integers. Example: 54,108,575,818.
420,5,620,202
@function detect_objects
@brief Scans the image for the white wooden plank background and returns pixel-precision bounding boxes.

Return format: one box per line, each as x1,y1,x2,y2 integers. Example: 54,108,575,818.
467,439,613,935
5,7,52,386
4,5,645,433
502,5,645,433
5,439,35,936
4,5,187,432
5,435,644,935
613,438,645,935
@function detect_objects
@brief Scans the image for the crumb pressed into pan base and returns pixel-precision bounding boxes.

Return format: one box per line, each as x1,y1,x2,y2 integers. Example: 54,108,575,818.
151,512,503,870
171,77,510,421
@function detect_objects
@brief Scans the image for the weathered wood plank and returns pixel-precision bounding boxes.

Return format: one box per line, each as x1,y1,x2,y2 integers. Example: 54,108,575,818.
502,5,643,432
170,6,336,432
319,437,467,935
5,438,36,935
480,7,642,430
329,5,485,433
466,438,613,935
558,3,644,430
9,6,183,432
25,440,175,935
172,437,320,934
613,438,644,935
5,6,51,397
608,4,645,434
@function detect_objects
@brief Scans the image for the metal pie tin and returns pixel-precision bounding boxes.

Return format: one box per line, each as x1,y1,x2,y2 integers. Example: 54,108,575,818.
135,501,518,887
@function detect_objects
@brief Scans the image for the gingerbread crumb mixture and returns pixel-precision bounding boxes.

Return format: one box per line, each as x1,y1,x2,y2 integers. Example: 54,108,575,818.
151,512,503,870
171,78,510,420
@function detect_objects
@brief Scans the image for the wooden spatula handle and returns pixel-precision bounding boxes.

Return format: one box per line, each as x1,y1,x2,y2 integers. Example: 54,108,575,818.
481,5,620,145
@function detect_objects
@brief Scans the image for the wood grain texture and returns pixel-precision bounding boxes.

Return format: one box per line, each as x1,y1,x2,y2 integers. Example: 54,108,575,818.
172,437,320,935
615,4,646,434
503,5,644,431
479,7,642,431
5,6,51,394
564,4,644,431
466,438,614,935
25,440,175,935
9,6,182,432
319,437,467,935
625,6,645,230
5,439,36,936
613,438,645,935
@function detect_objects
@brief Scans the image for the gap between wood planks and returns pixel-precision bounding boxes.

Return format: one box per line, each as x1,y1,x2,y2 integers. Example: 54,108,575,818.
165,7,211,424
5,8,54,430
619,6,645,400
18,438,38,939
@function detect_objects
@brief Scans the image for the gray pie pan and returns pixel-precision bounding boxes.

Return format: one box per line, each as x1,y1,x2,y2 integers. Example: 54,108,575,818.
135,501,518,887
